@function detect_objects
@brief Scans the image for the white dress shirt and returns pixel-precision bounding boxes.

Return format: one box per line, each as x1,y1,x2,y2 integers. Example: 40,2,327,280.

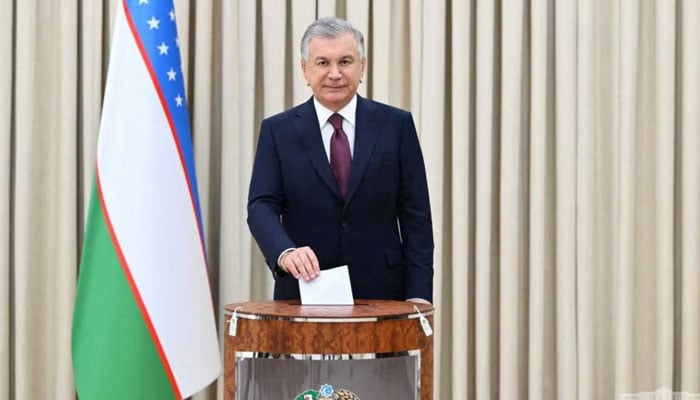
313,95,357,161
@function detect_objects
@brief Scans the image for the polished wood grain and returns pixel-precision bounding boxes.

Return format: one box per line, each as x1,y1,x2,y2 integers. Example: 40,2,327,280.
225,299,433,319
223,300,434,400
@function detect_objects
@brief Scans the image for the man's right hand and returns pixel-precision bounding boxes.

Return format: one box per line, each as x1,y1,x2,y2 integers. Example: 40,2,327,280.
279,246,320,282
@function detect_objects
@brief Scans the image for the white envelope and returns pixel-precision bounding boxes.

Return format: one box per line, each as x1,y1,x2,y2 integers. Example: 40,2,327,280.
298,265,354,305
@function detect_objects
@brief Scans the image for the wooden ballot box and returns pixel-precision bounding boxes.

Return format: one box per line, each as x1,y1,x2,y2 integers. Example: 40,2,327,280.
223,300,434,400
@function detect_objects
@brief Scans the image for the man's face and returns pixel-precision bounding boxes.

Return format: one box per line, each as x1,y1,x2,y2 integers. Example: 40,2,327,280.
301,32,366,111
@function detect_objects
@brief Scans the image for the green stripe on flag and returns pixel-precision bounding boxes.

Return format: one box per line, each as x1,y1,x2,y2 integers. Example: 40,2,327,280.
72,183,176,400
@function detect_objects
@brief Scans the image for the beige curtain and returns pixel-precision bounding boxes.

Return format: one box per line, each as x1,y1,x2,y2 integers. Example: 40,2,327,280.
1,0,699,399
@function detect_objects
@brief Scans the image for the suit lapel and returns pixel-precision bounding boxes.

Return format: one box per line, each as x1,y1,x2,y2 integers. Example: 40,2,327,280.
345,96,378,206
294,98,342,199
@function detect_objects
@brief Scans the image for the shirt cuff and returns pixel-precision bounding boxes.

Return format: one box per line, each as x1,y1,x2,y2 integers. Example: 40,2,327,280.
277,248,296,268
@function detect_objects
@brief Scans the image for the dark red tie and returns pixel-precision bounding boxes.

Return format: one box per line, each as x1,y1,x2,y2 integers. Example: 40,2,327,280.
328,113,352,199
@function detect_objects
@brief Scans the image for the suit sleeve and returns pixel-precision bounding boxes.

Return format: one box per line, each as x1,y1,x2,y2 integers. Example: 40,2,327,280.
398,113,435,302
247,120,296,273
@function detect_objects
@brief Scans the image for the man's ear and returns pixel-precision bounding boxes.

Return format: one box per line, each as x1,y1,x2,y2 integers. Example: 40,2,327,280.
301,60,310,85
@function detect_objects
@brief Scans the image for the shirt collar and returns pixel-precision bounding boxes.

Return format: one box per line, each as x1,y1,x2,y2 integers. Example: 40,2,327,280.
313,95,357,129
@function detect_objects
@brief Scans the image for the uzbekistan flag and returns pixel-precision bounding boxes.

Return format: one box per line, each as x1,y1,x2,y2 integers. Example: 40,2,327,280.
71,0,220,399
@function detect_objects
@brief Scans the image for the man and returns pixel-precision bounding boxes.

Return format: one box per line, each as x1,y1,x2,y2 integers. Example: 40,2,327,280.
247,17,434,303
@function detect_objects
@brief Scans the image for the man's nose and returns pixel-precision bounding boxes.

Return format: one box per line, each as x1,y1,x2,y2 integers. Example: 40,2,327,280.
328,64,341,78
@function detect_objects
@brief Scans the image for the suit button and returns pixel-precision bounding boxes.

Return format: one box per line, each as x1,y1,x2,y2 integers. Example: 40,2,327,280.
341,221,348,229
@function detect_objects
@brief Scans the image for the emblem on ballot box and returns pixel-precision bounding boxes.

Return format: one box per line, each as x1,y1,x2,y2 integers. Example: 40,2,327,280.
295,384,360,400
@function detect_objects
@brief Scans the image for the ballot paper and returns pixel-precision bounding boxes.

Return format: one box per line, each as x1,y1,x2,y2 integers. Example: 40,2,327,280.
299,265,354,305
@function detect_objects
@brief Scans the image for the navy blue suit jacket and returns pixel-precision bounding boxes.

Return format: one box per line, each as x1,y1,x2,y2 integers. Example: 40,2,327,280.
247,96,434,302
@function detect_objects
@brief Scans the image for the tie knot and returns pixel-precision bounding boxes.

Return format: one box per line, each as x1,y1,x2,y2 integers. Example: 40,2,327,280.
328,113,344,130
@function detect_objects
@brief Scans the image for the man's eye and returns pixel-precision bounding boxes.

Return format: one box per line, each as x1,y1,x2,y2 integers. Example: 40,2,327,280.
317,60,327,66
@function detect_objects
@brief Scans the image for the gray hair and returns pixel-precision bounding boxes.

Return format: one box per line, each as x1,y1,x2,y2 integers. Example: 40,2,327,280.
300,17,365,61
